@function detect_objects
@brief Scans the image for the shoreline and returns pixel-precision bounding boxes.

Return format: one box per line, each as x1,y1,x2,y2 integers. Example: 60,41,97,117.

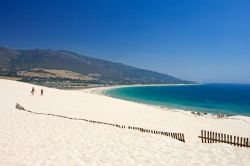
85,85,250,120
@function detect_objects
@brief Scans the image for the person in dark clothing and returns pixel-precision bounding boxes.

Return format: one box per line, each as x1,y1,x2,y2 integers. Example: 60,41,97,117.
41,89,44,96
31,87,35,95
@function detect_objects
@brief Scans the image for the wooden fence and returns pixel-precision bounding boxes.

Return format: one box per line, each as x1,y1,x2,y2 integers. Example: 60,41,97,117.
198,130,250,147
15,103,185,143
128,126,185,142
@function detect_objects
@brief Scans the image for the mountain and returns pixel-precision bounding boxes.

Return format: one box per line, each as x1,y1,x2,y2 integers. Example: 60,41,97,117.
0,46,192,84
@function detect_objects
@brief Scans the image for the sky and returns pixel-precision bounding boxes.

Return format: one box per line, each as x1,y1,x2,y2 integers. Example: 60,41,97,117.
0,0,249,83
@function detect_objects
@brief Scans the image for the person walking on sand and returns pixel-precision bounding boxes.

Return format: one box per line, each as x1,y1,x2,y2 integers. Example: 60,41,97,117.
41,89,44,96
31,87,35,95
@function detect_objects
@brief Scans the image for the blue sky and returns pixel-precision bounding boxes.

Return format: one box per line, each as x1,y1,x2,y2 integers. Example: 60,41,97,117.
0,0,249,83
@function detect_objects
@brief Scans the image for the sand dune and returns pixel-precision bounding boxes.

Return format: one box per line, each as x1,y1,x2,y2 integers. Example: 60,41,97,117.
0,79,249,165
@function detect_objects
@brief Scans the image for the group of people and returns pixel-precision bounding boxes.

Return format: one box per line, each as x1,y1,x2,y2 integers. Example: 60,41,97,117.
31,87,44,96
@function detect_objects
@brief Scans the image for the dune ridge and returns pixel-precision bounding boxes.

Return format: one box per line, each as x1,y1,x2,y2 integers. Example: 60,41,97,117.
0,79,250,165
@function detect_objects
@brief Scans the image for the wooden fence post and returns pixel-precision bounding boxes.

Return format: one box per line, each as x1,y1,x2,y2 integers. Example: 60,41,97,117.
208,131,210,143
234,136,236,146
215,132,217,143
210,131,212,143
201,130,203,143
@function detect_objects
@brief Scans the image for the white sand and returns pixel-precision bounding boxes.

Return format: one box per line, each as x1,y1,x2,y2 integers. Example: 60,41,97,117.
0,79,250,166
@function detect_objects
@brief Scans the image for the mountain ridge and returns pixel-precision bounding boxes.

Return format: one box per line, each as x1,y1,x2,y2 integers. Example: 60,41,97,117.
0,46,193,84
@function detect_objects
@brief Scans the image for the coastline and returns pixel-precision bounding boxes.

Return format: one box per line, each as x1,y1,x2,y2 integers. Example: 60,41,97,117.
83,83,198,95
85,84,250,121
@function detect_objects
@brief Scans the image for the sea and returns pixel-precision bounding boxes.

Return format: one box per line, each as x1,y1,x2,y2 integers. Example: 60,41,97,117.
105,84,250,117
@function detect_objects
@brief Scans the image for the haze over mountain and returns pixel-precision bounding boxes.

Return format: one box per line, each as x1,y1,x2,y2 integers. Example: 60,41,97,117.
0,46,192,84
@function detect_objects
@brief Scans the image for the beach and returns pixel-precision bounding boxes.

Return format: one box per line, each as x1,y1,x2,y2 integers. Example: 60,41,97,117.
0,79,250,165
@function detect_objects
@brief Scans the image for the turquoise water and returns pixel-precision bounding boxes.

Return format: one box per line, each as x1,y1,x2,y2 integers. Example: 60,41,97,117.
105,84,250,116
